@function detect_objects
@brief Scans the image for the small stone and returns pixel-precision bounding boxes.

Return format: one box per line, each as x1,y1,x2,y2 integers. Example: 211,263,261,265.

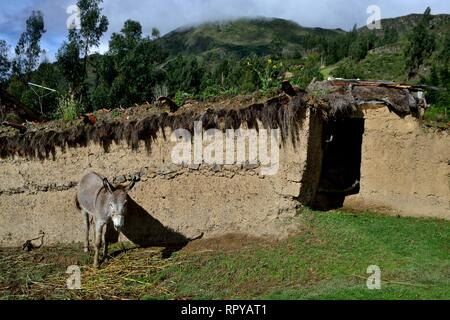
189,164,201,171
139,168,148,177
212,164,222,172
157,166,175,176
225,172,235,179
244,161,260,170
166,172,181,180
131,172,141,181
223,165,236,171
115,175,127,184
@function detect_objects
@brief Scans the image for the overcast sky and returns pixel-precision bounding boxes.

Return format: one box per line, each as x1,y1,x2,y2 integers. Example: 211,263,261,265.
0,0,449,60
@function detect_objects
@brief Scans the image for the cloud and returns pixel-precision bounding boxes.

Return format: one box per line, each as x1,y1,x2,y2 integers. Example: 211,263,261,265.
0,0,449,60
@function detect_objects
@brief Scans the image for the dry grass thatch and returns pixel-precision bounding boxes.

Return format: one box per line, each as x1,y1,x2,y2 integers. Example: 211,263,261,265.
0,94,307,160
307,80,425,119
0,80,426,160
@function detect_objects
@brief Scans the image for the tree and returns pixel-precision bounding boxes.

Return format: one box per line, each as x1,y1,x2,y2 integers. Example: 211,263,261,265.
92,20,167,109
404,7,436,77
151,27,161,40
383,26,399,44
270,37,284,59
166,55,205,96
109,20,143,57
12,10,46,77
349,40,367,61
0,40,10,84
56,29,84,98
76,0,109,80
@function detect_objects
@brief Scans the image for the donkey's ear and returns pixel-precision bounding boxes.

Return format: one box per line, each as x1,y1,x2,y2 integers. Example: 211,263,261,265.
103,178,114,194
126,178,137,192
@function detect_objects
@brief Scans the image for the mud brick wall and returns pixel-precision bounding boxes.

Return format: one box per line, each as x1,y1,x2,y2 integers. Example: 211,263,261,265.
0,110,323,246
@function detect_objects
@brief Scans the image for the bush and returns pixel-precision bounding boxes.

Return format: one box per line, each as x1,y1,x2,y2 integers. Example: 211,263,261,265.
174,91,193,106
292,55,324,89
55,96,83,121
246,56,284,93
331,58,365,79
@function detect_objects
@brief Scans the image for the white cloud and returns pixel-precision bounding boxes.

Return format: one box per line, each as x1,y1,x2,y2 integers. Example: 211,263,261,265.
0,0,449,60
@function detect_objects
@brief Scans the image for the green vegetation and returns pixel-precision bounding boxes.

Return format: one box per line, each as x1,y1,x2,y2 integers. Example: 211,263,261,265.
0,4,448,126
55,95,83,121
1,210,449,300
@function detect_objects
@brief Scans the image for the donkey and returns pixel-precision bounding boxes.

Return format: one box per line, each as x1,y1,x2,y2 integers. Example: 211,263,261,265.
76,172,136,268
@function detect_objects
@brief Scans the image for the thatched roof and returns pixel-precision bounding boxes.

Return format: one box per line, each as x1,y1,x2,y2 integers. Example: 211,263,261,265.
0,95,307,160
0,80,427,160
0,87,41,123
307,80,427,118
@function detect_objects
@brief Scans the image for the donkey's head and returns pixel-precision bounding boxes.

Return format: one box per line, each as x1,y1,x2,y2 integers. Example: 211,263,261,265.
103,177,137,231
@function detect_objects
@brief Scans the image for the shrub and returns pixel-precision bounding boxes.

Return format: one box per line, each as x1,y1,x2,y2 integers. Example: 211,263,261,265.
174,91,193,106
55,96,83,121
292,55,324,89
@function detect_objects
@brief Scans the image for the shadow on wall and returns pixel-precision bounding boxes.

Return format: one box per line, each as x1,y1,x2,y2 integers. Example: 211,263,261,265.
106,197,201,258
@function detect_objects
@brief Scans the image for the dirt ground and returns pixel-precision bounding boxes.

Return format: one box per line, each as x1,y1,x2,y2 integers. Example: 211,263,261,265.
0,234,273,300
1,209,449,300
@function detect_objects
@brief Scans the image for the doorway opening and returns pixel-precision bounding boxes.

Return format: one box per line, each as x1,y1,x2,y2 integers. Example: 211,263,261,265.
313,118,365,210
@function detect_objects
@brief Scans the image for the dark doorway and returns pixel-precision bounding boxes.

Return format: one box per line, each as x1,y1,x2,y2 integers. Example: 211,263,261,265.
313,118,365,210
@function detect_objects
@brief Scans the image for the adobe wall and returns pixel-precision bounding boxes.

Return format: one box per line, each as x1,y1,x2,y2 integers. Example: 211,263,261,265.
345,107,450,219
0,109,323,247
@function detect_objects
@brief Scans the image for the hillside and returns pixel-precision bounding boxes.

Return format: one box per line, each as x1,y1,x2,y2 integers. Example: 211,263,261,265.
157,17,344,60
358,13,450,37
157,14,450,61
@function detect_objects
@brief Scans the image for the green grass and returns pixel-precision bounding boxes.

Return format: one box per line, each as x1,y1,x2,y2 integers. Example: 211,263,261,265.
146,210,449,300
320,66,336,80
329,49,408,82
1,209,449,300
423,105,449,129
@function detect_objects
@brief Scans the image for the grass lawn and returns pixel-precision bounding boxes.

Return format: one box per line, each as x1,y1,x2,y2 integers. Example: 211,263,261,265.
1,209,449,300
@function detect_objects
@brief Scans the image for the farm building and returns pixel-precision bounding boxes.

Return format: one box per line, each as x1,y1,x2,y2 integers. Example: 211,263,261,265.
0,80,448,247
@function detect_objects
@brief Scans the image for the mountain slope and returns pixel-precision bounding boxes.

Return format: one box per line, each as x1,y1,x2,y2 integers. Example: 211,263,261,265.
157,14,450,62
157,17,344,59
358,13,450,37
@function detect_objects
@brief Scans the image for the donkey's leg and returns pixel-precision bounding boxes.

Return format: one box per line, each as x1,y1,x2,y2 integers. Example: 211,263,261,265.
102,223,109,257
82,210,90,253
93,220,105,268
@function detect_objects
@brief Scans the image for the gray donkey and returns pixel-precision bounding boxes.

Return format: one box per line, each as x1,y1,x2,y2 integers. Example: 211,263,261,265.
76,172,136,268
